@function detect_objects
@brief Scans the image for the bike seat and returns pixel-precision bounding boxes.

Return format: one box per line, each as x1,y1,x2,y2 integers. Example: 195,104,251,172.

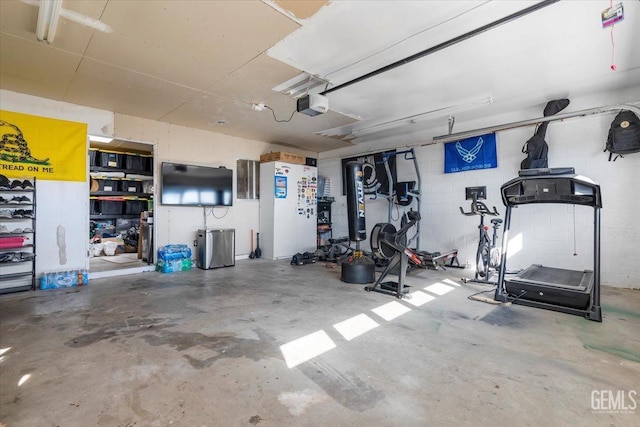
491,218,503,225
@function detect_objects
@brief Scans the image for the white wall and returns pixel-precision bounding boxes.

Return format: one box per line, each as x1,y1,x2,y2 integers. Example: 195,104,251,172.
1,89,315,280
1,90,114,276
114,114,314,259
319,91,640,288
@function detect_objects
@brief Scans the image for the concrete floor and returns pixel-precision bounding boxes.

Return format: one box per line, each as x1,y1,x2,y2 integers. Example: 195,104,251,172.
0,259,638,426
90,253,148,273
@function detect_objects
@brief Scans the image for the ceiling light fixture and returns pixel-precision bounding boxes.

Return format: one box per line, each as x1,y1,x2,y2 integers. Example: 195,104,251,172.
35,0,62,43
22,0,113,39
272,72,331,99
350,96,494,138
88,135,114,143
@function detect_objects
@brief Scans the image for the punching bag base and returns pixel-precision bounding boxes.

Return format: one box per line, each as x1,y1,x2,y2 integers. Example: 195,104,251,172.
341,258,376,284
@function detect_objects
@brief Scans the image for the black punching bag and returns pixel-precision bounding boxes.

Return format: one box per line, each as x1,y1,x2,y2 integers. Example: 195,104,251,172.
345,161,367,242
342,162,375,284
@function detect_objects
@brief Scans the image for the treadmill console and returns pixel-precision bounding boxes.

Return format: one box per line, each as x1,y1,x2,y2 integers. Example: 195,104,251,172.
501,171,602,208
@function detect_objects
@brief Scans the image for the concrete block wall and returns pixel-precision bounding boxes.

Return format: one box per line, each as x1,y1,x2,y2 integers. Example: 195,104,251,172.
319,92,640,288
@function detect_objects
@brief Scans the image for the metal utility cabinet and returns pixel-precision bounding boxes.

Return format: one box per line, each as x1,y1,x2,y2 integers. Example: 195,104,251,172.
197,229,235,269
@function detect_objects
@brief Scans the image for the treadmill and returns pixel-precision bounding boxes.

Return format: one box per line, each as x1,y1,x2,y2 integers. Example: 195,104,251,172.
494,168,602,322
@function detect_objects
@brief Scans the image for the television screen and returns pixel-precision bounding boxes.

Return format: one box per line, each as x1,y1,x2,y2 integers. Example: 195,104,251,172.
161,162,233,206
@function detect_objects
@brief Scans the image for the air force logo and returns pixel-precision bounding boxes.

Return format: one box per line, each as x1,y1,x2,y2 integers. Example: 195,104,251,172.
456,137,483,163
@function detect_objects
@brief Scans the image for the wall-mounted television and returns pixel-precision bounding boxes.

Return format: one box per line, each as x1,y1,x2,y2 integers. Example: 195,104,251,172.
161,162,233,206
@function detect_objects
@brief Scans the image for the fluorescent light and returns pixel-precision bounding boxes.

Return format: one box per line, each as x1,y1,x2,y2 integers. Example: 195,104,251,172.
89,135,114,143
350,96,494,138
35,0,62,43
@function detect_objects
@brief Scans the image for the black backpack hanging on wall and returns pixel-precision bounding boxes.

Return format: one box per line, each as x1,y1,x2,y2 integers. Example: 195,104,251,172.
521,99,570,169
605,110,640,161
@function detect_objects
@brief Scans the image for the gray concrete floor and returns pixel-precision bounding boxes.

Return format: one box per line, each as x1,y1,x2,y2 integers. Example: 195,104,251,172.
1,259,639,426
90,253,146,273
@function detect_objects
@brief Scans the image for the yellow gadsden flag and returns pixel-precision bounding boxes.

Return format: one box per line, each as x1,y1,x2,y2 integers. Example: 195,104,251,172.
0,110,87,182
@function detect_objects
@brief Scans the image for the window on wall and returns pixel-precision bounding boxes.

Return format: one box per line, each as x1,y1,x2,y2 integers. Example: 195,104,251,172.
236,159,260,199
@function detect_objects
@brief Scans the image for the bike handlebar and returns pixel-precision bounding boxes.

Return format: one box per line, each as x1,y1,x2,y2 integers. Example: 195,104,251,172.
459,201,500,216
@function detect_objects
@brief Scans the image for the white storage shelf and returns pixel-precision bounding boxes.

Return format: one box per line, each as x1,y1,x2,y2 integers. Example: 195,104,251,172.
0,177,37,293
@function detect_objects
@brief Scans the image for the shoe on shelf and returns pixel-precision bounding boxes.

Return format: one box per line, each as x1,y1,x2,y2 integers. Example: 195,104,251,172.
8,196,21,204
18,252,35,261
0,225,8,233
22,180,34,190
10,180,23,190
12,228,24,233
0,174,10,190
11,209,23,218
23,227,34,233
18,196,32,204
0,209,12,218
0,252,14,263
0,196,8,203
22,210,33,218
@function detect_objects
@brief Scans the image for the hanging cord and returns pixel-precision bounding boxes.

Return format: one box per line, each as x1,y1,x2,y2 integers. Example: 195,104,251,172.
610,23,616,71
203,206,208,229
609,0,617,71
265,105,296,123
210,206,230,219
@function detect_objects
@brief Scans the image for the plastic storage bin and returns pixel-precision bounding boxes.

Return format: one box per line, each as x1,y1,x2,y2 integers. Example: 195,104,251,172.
99,199,124,215
98,150,124,168
96,178,119,192
125,153,152,172
89,198,100,215
89,148,99,166
119,179,143,193
125,199,147,215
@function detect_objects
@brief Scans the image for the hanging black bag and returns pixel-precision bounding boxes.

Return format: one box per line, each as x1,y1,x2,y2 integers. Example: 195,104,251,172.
605,110,640,161
520,99,570,170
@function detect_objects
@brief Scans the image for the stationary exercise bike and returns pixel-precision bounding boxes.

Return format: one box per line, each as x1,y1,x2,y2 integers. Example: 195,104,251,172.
459,186,502,284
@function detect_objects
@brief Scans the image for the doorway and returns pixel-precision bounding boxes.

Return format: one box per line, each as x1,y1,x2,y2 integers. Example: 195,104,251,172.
88,137,156,278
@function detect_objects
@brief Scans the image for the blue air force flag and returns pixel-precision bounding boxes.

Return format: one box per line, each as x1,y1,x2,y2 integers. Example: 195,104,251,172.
444,133,497,173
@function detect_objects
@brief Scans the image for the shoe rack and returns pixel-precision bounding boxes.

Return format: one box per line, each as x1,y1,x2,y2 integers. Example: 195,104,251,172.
0,176,36,293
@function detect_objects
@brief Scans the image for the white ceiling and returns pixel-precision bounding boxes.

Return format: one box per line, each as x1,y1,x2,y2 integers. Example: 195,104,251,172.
1,0,639,152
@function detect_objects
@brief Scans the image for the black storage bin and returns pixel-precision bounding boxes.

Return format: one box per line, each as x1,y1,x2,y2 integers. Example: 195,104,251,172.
99,199,124,215
89,198,100,215
89,149,99,166
125,199,147,215
306,157,317,167
97,178,119,192
98,151,124,168
125,153,152,172
119,179,143,193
